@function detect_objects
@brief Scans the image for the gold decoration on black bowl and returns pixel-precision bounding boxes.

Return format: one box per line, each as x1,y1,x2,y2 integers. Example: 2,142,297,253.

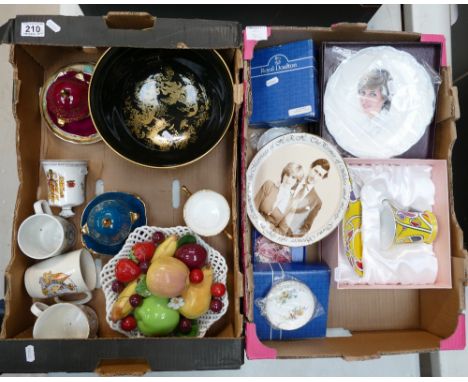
122,66,210,151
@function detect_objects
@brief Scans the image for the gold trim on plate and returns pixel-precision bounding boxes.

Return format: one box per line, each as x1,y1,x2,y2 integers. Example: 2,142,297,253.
80,192,148,256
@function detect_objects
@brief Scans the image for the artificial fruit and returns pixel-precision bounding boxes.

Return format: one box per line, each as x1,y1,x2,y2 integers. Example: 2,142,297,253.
146,256,189,298
179,267,213,319
111,278,138,322
152,235,178,261
174,243,207,269
134,295,180,336
115,259,141,283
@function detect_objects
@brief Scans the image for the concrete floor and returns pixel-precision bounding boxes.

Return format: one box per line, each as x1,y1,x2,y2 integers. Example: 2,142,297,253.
0,4,464,377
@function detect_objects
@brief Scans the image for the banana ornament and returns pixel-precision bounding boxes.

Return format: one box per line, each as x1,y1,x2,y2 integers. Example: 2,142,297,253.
152,235,178,262
111,279,138,322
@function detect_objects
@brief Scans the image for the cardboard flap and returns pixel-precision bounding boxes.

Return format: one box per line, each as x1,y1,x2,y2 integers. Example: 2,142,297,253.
267,330,440,359
233,83,244,106
104,11,155,30
0,18,14,45
436,86,460,123
0,15,242,49
96,359,150,376
331,22,367,33
237,270,244,297
436,67,460,123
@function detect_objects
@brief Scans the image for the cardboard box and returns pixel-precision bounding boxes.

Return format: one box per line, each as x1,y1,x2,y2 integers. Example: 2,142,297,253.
253,262,330,340
0,13,244,374
0,14,466,371
322,158,451,289
249,39,319,126
241,24,467,360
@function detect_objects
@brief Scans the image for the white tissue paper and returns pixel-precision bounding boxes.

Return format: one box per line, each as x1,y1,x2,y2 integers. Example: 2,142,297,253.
335,164,438,285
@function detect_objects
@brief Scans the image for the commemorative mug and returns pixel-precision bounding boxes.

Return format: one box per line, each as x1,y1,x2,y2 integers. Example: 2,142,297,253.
42,159,88,218
24,248,97,304
31,302,98,339
17,200,76,260
380,199,438,249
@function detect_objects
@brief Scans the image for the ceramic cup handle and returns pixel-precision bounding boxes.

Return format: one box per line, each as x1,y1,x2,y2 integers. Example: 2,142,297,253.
34,200,53,216
30,302,50,317
54,291,92,305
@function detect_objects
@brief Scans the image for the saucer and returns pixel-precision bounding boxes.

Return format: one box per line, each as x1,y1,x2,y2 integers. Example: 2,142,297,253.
342,190,363,277
81,192,147,256
41,63,101,144
183,190,230,237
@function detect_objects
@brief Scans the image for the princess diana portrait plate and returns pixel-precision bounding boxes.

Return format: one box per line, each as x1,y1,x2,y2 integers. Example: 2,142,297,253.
246,133,351,247
324,46,436,158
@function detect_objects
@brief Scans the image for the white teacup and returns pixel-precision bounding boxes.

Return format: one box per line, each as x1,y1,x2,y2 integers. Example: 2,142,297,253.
42,159,88,218
18,200,76,260
31,302,98,339
183,188,230,237
24,248,97,304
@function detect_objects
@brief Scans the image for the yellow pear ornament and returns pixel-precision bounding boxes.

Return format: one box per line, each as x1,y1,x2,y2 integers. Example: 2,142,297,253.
179,267,213,319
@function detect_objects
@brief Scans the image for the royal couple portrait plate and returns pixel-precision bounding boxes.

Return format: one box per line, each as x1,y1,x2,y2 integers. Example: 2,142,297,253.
246,133,351,247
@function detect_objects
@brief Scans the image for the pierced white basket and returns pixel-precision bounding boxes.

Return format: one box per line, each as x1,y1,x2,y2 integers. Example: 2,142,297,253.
100,225,229,338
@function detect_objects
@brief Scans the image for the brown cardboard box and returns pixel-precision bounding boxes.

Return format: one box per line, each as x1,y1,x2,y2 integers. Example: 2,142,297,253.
0,13,244,374
241,24,467,360
1,14,466,372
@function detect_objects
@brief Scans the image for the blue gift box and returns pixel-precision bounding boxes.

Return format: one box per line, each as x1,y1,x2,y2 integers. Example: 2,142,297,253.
250,39,319,126
252,228,305,263
253,262,330,340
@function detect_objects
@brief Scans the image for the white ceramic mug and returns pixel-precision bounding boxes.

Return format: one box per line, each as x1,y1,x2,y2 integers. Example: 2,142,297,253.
24,248,97,304
31,302,98,339
42,159,88,218
18,200,76,260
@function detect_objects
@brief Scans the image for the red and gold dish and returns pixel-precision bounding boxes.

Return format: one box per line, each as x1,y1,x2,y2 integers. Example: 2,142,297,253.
41,63,101,144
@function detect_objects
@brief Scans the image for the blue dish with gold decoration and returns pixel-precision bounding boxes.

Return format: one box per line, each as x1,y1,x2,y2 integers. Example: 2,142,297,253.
80,192,147,256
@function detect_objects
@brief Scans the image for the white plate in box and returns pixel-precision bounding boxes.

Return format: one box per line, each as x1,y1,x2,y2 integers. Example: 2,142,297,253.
324,46,436,158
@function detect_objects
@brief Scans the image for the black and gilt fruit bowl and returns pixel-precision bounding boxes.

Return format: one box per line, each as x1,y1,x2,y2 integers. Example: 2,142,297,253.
89,48,235,168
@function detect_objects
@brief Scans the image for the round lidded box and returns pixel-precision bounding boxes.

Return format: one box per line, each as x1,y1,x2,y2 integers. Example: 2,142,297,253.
264,280,317,331
80,192,147,256
41,63,101,144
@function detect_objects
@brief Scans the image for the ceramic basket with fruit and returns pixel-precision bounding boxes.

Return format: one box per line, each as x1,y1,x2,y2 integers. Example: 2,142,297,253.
100,226,229,337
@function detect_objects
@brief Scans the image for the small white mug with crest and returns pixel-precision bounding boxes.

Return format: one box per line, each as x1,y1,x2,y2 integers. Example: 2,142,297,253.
41,159,88,218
